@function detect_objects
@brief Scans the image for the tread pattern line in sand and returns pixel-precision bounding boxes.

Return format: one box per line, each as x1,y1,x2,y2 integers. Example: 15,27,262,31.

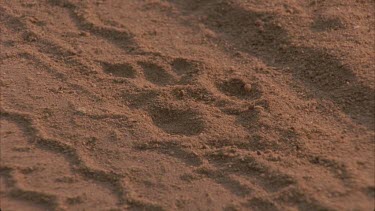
0,109,163,210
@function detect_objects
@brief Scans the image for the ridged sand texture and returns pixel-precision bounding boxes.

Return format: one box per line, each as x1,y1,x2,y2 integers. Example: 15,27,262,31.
0,0,374,210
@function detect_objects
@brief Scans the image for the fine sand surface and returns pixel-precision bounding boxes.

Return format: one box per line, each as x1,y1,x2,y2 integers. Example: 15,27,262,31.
1,0,374,210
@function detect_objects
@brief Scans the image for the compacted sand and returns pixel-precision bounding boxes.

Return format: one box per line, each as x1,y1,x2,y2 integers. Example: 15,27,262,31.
1,0,374,210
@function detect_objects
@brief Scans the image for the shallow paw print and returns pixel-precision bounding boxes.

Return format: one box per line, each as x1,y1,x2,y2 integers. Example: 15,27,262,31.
148,105,205,136
102,62,137,78
312,16,346,32
245,198,279,211
123,89,160,109
171,58,200,75
138,61,176,86
171,58,201,84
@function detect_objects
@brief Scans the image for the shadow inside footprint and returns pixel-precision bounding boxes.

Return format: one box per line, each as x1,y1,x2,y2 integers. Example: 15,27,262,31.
245,198,279,211
138,62,175,86
171,58,200,75
311,16,346,32
103,63,137,78
149,106,205,136
124,90,160,108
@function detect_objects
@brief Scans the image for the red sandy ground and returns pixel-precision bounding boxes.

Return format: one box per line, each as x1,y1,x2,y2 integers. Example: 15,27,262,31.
1,0,374,210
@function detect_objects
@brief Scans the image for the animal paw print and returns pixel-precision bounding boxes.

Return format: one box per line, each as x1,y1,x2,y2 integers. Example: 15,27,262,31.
102,57,203,88
171,58,200,75
171,58,202,84
137,58,202,86
102,62,137,78
148,105,205,136
138,61,176,86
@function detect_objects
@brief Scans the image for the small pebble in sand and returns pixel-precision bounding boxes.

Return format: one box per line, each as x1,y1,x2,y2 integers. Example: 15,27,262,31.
79,31,90,37
243,83,252,93
254,105,264,112
177,89,186,97
255,19,264,27
76,107,87,114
